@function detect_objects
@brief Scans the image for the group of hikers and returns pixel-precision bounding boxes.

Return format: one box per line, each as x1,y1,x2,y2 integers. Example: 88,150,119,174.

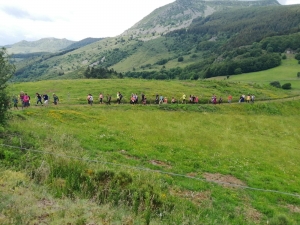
12,91,256,109
85,92,255,105
12,92,59,109
210,94,255,104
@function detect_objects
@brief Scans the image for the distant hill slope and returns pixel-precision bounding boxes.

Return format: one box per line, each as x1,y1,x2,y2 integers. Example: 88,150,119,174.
122,0,280,39
60,37,104,51
6,38,75,54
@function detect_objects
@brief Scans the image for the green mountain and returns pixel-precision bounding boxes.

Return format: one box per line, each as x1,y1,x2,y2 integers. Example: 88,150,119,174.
13,0,300,82
6,38,75,54
122,0,280,39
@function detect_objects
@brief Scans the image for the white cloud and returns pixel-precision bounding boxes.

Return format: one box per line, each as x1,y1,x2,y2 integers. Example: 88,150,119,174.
0,0,175,45
278,0,300,4
0,0,299,46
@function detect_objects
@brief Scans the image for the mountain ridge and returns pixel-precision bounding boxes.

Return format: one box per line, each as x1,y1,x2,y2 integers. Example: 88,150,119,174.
6,37,75,54
122,0,280,38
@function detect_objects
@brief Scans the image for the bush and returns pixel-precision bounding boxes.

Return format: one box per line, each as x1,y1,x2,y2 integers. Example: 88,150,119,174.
282,83,291,89
295,53,300,60
281,54,287,59
178,56,184,62
270,81,281,88
156,58,168,65
234,68,242,74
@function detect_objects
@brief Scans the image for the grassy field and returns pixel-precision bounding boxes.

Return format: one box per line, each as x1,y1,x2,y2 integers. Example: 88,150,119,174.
212,55,300,91
8,79,299,106
1,99,300,224
2,65,300,224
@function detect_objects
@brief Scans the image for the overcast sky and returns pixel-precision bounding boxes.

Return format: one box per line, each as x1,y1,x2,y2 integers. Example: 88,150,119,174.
0,0,299,46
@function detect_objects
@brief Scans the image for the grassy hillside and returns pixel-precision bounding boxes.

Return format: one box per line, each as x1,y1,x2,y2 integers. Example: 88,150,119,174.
212,55,300,90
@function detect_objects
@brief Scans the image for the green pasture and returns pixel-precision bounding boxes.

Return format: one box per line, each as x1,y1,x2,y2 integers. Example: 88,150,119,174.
213,56,300,91
2,97,300,224
3,72,300,224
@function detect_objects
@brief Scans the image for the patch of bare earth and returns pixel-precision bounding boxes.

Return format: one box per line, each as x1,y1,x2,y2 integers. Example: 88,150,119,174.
149,160,172,169
236,206,262,224
286,204,300,213
203,173,246,188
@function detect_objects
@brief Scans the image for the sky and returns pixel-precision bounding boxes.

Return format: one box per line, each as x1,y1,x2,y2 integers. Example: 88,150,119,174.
0,0,299,46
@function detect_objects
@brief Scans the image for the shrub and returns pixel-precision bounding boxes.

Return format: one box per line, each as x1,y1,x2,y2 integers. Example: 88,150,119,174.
270,81,281,88
178,56,184,62
234,68,242,74
282,83,291,89
281,54,287,59
297,72,300,78
295,53,300,60
156,59,168,65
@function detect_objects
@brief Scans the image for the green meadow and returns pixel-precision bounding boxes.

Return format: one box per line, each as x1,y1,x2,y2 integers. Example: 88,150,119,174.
214,56,300,91
1,58,300,224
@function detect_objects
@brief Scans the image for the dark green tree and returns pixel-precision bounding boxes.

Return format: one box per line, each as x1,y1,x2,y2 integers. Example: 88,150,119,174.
270,81,281,88
282,83,292,89
0,48,15,125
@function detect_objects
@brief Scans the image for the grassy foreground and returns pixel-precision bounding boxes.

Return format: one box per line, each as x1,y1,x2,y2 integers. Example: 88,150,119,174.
1,91,300,224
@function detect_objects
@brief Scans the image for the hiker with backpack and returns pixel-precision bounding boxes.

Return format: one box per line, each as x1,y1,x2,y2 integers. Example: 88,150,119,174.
36,93,43,105
23,93,30,108
12,95,18,110
53,93,59,105
117,92,123,104
87,94,93,106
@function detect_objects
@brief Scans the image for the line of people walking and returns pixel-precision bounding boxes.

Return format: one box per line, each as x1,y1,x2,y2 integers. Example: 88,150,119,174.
12,92,59,109
85,92,255,105
12,91,256,109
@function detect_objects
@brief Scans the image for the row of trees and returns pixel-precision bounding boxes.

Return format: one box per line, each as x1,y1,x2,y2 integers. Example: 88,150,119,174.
123,52,281,80
84,66,122,79
204,53,281,78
